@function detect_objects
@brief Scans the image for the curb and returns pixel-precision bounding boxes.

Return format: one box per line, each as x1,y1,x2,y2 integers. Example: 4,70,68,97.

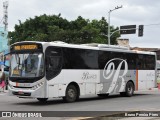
0,90,8,94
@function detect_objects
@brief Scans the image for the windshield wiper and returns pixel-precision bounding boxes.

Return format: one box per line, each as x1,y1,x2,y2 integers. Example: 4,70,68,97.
15,54,21,65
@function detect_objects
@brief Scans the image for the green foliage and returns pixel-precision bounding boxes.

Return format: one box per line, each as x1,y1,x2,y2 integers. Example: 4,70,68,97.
8,14,120,45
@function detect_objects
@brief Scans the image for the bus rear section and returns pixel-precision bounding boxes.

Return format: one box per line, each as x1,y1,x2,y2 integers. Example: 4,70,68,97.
135,52,157,91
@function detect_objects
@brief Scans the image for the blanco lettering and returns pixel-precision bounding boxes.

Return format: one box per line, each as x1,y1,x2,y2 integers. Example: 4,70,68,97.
82,72,97,80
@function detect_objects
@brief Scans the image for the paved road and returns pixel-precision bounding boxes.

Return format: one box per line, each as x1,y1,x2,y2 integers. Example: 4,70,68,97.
0,89,160,119
0,90,160,111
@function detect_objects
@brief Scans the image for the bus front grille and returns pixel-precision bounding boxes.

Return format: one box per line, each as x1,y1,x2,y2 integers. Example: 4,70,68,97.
12,92,31,96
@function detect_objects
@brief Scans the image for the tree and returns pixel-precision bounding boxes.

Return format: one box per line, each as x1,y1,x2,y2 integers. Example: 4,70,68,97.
8,14,120,45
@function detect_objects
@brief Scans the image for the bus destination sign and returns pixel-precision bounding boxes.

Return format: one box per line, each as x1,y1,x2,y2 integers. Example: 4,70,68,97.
14,45,38,50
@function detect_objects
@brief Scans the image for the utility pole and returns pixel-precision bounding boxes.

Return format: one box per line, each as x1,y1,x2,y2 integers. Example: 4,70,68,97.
108,5,122,45
3,1,9,31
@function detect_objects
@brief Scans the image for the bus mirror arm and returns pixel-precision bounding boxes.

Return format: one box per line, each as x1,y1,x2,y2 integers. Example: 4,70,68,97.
3,54,10,71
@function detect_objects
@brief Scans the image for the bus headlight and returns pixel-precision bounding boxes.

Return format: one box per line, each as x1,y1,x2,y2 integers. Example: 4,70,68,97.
31,82,44,90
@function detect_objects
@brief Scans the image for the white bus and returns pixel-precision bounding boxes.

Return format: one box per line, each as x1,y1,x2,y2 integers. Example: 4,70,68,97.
8,41,157,102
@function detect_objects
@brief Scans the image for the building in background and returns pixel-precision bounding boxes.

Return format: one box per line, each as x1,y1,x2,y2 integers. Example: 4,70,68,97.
117,38,130,47
0,0,9,69
131,47,160,60
0,27,8,52
0,0,9,68
117,38,160,60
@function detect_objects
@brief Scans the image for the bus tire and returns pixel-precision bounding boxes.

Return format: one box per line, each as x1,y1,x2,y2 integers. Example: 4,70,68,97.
97,94,109,98
63,85,78,103
37,98,48,102
125,81,134,97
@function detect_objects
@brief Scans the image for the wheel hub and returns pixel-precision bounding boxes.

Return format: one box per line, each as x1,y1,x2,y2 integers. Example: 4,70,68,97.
68,89,75,98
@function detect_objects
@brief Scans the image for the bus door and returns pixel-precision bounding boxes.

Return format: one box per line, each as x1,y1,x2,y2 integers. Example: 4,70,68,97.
45,46,63,97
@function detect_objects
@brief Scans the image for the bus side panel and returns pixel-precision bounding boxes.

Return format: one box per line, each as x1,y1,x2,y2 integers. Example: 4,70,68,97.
48,84,59,97
47,70,64,98
47,69,100,97
146,70,156,89
138,70,147,90
138,70,156,90
63,69,99,95
99,70,136,94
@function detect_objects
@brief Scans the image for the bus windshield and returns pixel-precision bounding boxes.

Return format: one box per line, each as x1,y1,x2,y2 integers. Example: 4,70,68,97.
10,53,44,78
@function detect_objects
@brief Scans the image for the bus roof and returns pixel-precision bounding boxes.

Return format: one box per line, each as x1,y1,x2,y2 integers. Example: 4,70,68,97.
11,41,156,56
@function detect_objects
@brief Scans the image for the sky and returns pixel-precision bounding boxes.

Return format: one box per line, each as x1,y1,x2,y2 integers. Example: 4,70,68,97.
0,0,160,48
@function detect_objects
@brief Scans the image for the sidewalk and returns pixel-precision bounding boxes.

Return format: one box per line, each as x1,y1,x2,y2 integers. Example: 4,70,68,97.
0,89,8,94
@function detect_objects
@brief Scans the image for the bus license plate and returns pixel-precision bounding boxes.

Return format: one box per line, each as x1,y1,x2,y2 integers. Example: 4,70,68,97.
18,91,24,95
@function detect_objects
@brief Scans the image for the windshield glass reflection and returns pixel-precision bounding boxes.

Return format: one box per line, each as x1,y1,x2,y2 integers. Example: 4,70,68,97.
10,53,44,77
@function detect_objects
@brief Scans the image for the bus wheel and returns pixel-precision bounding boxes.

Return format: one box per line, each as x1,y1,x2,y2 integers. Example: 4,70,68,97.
37,98,48,102
63,85,78,103
97,94,109,98
125,82,134,97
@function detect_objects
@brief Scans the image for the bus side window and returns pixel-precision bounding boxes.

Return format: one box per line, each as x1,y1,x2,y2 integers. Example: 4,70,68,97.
45,47,63,80
145,55,155,70
136,54,146,70
47,56,62,70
